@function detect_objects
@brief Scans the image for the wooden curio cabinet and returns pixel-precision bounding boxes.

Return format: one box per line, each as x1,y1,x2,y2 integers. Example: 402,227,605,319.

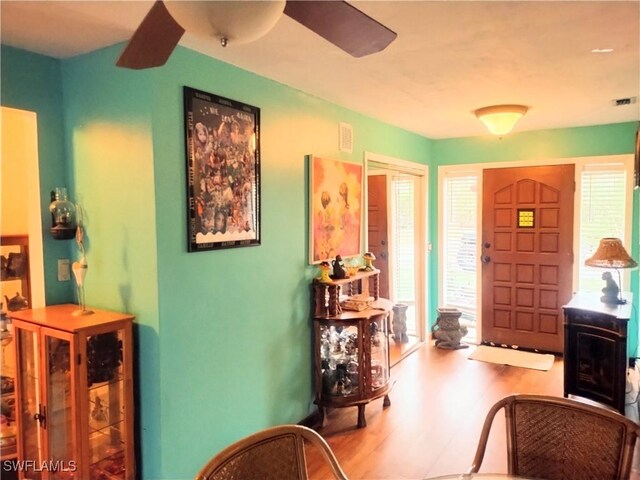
312,270,393,428
10,304,134,480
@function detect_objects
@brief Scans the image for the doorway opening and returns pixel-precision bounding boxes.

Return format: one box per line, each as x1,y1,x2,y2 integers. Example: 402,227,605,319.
1,106,45,308
365,152,428,365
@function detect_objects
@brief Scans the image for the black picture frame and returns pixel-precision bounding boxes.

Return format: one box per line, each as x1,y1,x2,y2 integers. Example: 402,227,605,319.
184,86,261,252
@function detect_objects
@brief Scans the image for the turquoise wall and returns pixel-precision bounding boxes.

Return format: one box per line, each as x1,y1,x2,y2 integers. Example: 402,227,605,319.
1,45,73,304
59,49,162,479
148,46,430,478
431,123,640,354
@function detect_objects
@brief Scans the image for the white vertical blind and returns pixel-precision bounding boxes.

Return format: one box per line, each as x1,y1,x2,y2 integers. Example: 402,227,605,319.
392,176,416,333
579,166,628,292
442,174,478,329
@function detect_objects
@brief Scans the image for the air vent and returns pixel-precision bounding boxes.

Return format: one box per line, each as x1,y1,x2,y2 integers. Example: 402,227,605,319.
339,122,353,153
613,97,637,106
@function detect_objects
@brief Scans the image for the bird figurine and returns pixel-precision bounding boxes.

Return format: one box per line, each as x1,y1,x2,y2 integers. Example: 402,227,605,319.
332,255,347,279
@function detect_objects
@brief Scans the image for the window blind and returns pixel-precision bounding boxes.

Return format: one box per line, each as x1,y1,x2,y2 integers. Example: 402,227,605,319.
392,176,416,333
442,174,478,327
579,167,628,292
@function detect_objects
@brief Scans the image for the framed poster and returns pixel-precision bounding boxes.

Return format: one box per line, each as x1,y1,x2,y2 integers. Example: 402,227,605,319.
184,87,260,252
309,156,363,264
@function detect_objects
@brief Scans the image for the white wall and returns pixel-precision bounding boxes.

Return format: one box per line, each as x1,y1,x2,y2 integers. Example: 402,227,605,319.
1,107,45,307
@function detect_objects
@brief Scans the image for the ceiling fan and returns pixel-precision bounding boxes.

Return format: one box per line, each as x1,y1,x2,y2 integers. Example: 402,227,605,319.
117,0,397,70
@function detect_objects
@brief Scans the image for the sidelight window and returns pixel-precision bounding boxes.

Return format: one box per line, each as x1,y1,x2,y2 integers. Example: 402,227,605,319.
578,163,630,292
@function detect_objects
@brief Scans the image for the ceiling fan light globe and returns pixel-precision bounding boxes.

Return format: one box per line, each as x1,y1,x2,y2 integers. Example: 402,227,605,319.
166,0,286,46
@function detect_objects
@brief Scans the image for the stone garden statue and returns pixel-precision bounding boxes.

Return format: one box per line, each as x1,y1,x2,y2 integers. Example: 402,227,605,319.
432,307,468,350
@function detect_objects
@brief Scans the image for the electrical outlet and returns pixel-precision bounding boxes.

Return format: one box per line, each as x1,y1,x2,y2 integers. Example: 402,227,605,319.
58,259,70,281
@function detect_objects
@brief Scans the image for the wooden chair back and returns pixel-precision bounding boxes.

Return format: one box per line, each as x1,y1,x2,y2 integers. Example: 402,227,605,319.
195,424,348,480
469,394,640,480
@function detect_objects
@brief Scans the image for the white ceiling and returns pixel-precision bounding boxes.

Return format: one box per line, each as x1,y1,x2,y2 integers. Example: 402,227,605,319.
2,1,639,139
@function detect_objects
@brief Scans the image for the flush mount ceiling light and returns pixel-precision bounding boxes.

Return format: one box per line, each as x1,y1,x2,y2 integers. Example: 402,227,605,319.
474,104,529,136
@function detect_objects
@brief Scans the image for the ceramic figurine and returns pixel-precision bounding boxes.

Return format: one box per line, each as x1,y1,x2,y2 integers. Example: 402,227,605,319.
362,252,376,271
335,364,352,395
322,369,335,395
4,292,28,312
347,361,359,387
318,261,332,283
600,271,620,304
332,255,347,279
370,322,381,347
91,396,108,423
344,333,358,355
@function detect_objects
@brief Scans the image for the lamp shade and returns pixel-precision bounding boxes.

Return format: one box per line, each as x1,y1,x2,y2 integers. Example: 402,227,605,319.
584,237,638,269
474,104,529,136
166,1,286,46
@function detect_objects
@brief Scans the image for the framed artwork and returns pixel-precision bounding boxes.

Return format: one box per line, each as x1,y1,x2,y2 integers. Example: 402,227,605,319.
309,156,363,264
184,87,260,252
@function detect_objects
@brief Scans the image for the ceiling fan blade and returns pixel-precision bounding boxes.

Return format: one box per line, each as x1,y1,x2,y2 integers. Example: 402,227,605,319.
284,0,396,58
116,0,185,69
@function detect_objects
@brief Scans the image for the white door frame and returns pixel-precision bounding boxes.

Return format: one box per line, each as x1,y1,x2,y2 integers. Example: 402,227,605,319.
365,151,429,342
1,107,45,308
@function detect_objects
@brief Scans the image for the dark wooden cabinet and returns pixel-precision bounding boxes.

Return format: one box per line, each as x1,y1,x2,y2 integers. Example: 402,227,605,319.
312,270,393,428
563,292,632,414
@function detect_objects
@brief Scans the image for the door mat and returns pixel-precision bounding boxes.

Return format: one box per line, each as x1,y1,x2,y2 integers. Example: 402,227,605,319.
469,345,555,371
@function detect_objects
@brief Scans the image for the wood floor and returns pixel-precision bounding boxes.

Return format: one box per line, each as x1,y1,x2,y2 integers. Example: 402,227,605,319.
305,342,640,480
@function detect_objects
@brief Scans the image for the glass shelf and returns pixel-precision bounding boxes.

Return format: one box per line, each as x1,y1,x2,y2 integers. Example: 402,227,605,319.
88,375,123,392
89,407,124,434
89,421,125,465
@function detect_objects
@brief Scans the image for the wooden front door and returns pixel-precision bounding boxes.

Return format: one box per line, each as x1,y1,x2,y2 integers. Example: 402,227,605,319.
367,175,390,299
481,164,574,353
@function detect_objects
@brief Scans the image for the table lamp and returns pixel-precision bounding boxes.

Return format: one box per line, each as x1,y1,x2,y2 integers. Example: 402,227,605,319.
584,237,637,305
